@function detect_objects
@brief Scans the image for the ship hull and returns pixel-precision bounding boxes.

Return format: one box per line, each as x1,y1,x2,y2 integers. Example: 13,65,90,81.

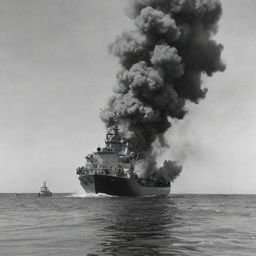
79,175,170,197
38,192,52,197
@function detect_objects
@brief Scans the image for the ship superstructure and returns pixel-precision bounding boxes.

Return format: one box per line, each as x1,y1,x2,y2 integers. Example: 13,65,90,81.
38,181,52,197
76,121,170,196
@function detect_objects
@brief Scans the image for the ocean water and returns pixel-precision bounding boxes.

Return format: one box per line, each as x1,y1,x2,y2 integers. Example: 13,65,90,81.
0,194,255,256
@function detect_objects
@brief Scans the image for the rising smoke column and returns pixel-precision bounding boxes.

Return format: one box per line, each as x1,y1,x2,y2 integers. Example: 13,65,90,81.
101,0,225,181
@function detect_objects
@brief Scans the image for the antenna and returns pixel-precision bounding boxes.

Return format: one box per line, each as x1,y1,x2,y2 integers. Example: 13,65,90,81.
112,112,120,132
113,111,119,123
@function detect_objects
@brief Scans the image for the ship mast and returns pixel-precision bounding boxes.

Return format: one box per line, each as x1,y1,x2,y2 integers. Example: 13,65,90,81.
112,112,119,135
105,112,122,153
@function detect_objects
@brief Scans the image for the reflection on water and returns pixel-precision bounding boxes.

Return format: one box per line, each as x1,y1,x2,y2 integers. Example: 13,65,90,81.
1,194,256,256
97,197,195,255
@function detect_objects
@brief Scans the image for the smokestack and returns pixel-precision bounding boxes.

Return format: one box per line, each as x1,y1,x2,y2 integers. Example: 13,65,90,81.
100,0,225,182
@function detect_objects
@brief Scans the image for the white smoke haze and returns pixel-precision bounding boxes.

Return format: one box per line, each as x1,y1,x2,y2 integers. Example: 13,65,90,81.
100,0,225,182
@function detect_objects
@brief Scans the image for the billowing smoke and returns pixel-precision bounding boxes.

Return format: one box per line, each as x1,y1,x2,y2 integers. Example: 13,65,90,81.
100,0,225,182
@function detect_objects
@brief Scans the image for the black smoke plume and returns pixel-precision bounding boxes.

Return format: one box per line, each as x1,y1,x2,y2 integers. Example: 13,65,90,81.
100,0,225,181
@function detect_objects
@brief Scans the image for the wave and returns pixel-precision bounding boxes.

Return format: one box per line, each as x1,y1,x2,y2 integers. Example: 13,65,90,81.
68,191,115,198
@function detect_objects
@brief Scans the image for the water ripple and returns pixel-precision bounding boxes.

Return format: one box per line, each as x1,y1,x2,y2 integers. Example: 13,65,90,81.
0,194,255,255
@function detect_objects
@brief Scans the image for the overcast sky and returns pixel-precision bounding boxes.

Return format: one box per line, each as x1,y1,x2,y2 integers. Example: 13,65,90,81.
1,0,256,193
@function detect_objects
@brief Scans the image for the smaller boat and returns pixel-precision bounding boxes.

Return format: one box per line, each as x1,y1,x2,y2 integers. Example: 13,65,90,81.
38,181,52,197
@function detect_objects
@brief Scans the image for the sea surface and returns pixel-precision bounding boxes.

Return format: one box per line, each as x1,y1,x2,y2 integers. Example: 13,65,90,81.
0,193,255,256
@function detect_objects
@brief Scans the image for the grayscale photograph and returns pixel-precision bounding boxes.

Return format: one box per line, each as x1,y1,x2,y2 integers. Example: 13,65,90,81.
0,0,255,255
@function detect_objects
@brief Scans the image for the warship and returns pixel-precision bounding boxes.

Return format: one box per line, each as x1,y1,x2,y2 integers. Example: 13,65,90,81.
38,181,52,197
76,120,171,197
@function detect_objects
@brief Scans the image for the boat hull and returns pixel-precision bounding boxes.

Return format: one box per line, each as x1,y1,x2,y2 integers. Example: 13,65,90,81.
38,192,52,197
79,174,170,197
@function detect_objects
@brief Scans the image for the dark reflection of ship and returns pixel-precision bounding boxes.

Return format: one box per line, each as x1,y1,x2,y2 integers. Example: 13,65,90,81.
96,197,183,255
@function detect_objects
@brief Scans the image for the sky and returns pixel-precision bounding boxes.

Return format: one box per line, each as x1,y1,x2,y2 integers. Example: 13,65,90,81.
0,0,256,193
